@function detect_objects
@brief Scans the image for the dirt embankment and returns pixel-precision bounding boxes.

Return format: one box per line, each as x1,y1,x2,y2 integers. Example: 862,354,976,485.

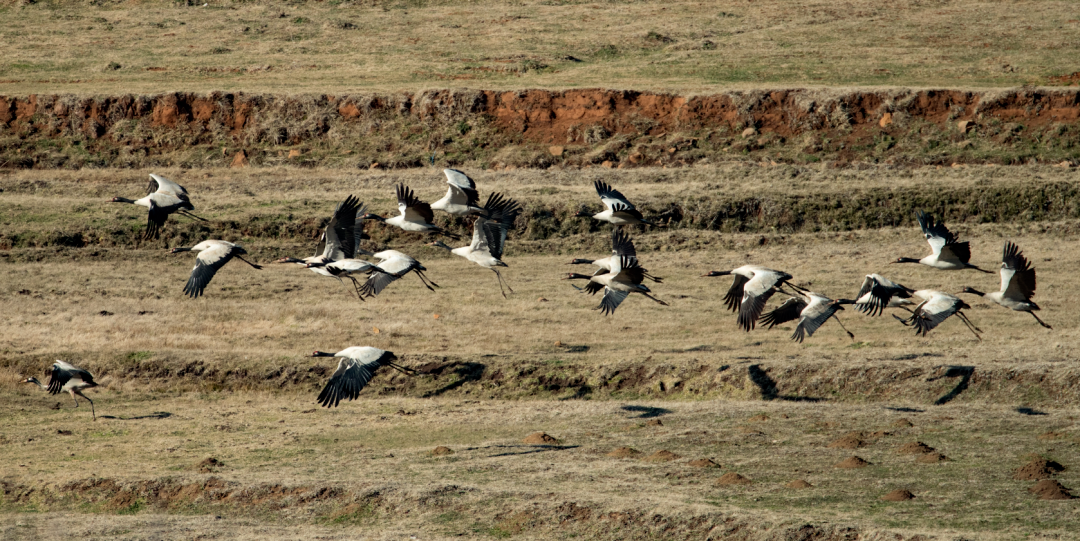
6,354,1078,406
1,88,1078,170
0,476,929,541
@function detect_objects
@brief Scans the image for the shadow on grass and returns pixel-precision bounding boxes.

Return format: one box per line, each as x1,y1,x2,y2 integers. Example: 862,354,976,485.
926,365,974,405
884,406,925,413
469,444,580,458
748,364,825,402
419,362,485,397
621,405,672,418
98,412,172,420
1016,407,1048,416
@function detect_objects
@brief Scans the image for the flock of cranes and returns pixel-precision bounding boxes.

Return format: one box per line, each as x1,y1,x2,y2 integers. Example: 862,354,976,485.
22,170,1053,418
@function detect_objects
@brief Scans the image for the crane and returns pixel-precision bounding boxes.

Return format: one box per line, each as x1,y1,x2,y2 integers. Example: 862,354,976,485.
427,193,522,297
312,347,415,407
702,266,795,331
110,173,206,240
893,210,991,272
960,241,1051,329
22,361,99,420
171,240,262,298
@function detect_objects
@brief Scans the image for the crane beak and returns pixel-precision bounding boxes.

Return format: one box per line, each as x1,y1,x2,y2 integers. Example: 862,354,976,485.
170,247,192,253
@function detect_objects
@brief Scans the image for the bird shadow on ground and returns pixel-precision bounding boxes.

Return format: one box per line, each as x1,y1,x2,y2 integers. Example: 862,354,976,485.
748,364,825,402
926,365,974,405
465,444,580,458
885,406,926,413
621,405,672,418
98,412,172,420
1016,407,1049,416
418,361,485,397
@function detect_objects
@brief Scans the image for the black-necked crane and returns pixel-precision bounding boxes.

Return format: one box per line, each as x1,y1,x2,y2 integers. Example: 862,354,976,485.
171,240,262,298
575,180,659,226
110,173,206,240
276,195,366,273
427,193,522,297
960,241,1051,329
894,290,982,339
568,228,663,283
357,250,439,298
305,258,384,301
564,254,668,315
893,210,991,272
22,361,99,420
365,184,460,239
431,168,483,216
311,347,415,407
852,274,916,316
760,291,855,343
702,266,794,331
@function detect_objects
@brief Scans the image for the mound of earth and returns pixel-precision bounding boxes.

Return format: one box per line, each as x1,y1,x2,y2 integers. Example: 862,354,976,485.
716,473,752,486
606,447,641,458
687,458,720,468
196,457,224,473
881,489,916,501
747,414,769,422
827,432,867,449
892,418,915,428
786,480,813,489
431,446,454,456
834,456,870,469
1013,457,1066,480
898,442,936,454
916,452,950,463
1038,431,1064,441
523,432,560,445
1029,479,1077,500
646,419,663,426
644,450,681,462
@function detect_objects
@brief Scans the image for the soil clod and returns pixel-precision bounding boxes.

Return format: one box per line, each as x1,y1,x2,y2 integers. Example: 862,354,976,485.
523,432,560,445
892,418,914,428
786,479,813,489
881,489,915,501
716,472,752,485
606,447,641,458
1014,457,1066,480
1029,479,1077,500
431,446,453,456
644,450,681,462
828,432,867,449
898,441,936,454
197,457,224,473
916,452,950,463
687,458,719,468
834,456,870,469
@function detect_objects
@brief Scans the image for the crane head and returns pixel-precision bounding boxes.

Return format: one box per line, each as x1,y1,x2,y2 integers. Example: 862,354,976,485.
701,270,732,277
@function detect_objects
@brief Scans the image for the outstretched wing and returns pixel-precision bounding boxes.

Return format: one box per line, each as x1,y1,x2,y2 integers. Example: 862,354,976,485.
594,180,634,211
597,287,630,316
316,357,383,407
1001,241,1036,300
320,196,361,260
610,228,638,258
45,362,75,395
916,210,956,256
147,173,187,196
443,169,480,209
144,200,169,240
722,274,750,313
794,298,841,342
183,244,235,299
479,194,521,260
759,297,806,329
397,184,436,225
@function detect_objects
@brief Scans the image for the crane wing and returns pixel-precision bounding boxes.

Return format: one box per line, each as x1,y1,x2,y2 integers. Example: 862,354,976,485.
722,274,750,313
916,210,957,256
321,195,361,260
597,287,630,315
759,297,807,329
183,244,235,299
794,297,841,342
45,362,77,395
610,228,638,257
147,173,188,196
594,180,634,211
908,294,961,336
316,357,383,407
144,200,169,240
397,184,436,225
1001,241,1036,299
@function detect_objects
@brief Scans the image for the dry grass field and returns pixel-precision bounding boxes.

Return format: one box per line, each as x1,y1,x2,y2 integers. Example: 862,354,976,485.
2,166,1080,539
2,0,1080,537
1,0,1079,94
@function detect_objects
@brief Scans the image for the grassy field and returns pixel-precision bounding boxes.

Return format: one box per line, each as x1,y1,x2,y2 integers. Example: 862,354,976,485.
2,166,1079,538
1,0,1079,94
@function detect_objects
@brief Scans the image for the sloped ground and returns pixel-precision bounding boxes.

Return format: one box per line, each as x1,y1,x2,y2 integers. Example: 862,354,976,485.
1,88,1079,172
